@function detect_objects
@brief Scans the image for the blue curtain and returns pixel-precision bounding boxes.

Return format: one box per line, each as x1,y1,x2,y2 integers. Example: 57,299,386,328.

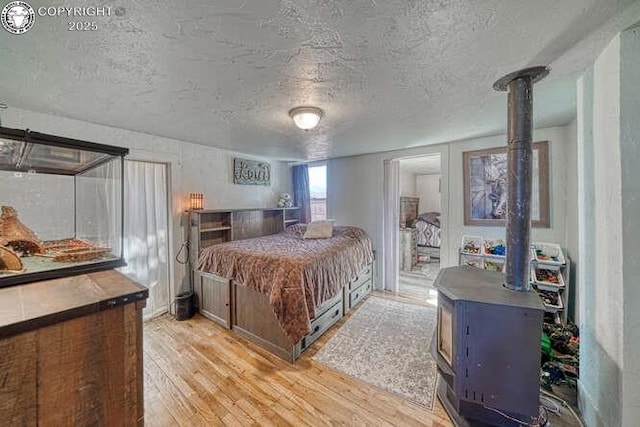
292,164,311,223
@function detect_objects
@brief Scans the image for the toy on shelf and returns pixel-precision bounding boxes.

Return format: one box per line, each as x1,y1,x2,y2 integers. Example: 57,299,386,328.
461,255,483,268
484,259,505,272
484,238,506,257
537,289,564,312
531,267,565,291
531,242,566,267
461,235,483,255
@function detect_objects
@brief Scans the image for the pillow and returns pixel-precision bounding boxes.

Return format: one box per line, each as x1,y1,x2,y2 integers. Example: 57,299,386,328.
303,220,334,239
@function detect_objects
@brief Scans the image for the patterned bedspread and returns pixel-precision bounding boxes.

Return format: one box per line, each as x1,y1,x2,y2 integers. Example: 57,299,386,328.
414,219,441,248
198,225,374,343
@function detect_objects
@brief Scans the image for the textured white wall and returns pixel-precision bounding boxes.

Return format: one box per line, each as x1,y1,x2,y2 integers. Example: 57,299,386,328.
416,174,441,214
2,106,292,299
576,30,640,427
399,170,417,196
620,26,640,426
592,33,623,377
563,118,579,324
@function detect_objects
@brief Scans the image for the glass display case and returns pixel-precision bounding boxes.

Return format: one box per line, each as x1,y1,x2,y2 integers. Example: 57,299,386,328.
0,127,128,287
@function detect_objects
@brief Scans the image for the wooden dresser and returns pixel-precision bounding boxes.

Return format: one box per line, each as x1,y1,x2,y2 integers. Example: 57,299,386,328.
0,270,148,426
400,228,418,271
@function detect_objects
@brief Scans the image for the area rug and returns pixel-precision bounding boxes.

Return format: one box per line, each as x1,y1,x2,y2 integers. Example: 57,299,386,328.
313,296,438,409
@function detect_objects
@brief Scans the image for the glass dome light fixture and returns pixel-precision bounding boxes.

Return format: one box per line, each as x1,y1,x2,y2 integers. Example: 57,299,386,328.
289,106,323,130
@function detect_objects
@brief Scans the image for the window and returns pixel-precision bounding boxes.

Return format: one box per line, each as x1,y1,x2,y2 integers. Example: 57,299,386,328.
308,164,326,221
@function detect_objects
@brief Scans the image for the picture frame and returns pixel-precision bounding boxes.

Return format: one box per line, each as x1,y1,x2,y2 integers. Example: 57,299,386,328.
463,141,550,227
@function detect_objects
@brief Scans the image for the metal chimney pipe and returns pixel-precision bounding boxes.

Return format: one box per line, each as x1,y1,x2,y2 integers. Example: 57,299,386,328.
493,66,549,291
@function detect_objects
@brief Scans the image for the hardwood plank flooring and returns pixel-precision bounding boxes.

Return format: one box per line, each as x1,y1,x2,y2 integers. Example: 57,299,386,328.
144,292,453,426
398,271,438,305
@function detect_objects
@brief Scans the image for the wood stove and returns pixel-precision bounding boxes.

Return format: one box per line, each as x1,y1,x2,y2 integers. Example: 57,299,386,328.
433,66,550,425
433,266,543,426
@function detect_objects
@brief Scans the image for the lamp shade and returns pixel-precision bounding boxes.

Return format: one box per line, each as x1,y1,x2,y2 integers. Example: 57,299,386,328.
189,193,203,210
289,106,323,130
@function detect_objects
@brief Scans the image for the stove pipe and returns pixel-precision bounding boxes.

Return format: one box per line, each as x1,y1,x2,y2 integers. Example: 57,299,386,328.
493,66,549,291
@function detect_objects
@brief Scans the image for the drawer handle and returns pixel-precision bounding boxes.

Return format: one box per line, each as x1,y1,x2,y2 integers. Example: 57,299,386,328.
354,293,360,300
331,309,340,319
354,275,359,282
312,325,320,334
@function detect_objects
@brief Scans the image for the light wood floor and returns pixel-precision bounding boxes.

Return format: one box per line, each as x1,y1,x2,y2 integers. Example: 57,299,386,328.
144,292,453,426
398,271,438,304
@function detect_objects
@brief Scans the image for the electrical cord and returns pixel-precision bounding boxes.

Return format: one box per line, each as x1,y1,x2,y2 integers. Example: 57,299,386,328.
540,388,585,427
483,405,548,426
540,395,560,414
176,240,189,265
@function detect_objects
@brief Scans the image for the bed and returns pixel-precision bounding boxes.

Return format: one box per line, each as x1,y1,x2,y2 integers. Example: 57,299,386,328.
197,224,374,362
412,212,441,256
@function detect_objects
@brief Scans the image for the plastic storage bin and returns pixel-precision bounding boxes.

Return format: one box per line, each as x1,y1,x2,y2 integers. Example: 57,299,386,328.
461,235,484,255
531,242,566,267
530,267,565,291
483,238,506,258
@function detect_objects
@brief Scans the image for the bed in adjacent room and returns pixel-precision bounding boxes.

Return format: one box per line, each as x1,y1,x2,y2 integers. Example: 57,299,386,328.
412,212,441,258
196,223,374,362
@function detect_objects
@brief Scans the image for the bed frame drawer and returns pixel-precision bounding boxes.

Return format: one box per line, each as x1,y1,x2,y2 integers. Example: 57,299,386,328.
315,288,343,317
346,279,372,313
299,300,343,352
346,264,373,292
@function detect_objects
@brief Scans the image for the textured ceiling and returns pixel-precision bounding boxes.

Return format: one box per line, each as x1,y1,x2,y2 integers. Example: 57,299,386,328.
0,0,638,160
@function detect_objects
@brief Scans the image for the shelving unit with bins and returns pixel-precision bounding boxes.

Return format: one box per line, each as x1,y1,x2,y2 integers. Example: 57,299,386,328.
458,236,571,323
459,235,487,269
530,242,570,322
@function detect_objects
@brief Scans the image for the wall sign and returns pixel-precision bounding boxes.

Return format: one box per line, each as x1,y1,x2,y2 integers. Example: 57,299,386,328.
233,157,271,185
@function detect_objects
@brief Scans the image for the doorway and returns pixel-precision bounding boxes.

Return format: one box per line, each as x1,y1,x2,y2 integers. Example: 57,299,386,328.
119,160,171,320
396,154,442,303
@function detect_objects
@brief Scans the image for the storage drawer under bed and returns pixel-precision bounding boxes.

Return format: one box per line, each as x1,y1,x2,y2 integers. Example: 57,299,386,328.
343,263,373,314
345,263,373,292
349,279,372,309
299,298,344,352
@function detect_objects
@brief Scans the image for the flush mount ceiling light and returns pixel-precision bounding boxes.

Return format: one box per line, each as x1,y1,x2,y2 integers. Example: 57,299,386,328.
289,106,323,130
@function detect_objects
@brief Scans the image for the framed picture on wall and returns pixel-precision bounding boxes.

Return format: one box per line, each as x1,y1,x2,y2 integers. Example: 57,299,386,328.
463,141,550,227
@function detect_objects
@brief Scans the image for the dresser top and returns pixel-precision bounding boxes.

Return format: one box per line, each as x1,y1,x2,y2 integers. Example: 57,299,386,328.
0,269,147,338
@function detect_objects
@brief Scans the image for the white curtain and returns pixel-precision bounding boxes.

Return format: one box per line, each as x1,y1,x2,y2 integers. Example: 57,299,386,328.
383,159,400,292
120,161,170,320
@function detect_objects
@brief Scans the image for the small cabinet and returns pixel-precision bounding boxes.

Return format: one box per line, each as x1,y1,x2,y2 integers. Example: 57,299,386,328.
399,228,418,271
399,196,419,228
196,271,231,328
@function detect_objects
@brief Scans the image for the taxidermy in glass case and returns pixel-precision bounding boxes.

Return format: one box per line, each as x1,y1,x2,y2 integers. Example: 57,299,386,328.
0,127,128,287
